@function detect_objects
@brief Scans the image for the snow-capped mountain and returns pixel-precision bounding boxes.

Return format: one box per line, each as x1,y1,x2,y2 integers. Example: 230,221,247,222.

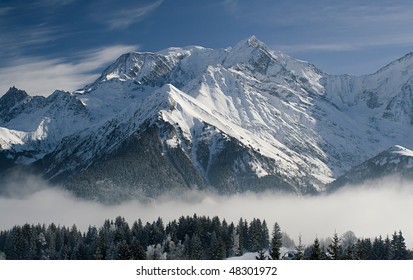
1,36,413,201
329,145,413,189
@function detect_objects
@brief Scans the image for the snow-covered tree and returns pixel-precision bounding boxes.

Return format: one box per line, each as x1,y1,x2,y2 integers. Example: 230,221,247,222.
327,232,342,260
146,244,166,260
293,233,305,260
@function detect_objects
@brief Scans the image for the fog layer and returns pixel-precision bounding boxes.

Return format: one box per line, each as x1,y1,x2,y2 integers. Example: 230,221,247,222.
0,176,412,246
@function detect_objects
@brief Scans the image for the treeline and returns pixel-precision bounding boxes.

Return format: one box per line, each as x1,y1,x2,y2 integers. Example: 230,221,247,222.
302,231,412,260
0,215,272,260
0,215,411,260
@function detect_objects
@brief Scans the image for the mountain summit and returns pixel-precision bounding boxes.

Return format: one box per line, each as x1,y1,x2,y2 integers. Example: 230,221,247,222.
1,37,413,202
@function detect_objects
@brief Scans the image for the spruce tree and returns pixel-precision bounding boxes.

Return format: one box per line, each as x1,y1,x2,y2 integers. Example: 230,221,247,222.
392,231,408,260
261,220,270,249
247,218,261,252
190,234,203,260
309,237,323,260
343,245,354,260
231,229,242,257
237,218,248,252
209,231,224,260
117,240,131,260
269,222,282,260
293,233,305,260
383,235,392,260
372,236,385,260
355,238,372,260
327,232,342,260
130,238,146,260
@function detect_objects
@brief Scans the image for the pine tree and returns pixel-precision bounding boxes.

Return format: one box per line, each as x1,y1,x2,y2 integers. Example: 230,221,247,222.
4,227,19,259
165,238,184,260
391,231,408,260
309,237,323,260
372,236,385,260
209,231,225,260
269,222,282,260
183,234,191,259
237,218,248,252
231,229,242,257
293,233,305,260
355,238,372,260
261,220,270,249
95,246,103,260
245,218,268,254
130,238,146,260
190,234,203,260
343,245,354,260
383,235,392,260
84,226,98,260
146,244,165,260
116,240,132,260
327,232,342,260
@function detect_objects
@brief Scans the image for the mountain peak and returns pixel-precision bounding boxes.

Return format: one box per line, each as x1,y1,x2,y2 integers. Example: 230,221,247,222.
374,52,413,75
223,36,279,74
0,87,29,111
245,35,263,47
396,52,413,63
328,145,413,190
231,36,269,52
2,86,29,101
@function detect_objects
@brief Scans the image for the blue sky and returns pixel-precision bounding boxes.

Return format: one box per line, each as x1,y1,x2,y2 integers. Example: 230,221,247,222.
1,0,413,96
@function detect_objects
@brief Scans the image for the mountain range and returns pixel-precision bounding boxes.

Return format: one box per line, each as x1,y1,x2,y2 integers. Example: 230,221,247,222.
1,36,412,202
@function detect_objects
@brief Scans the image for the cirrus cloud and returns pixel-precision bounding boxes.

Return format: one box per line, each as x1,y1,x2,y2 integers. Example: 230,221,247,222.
0,44,138,96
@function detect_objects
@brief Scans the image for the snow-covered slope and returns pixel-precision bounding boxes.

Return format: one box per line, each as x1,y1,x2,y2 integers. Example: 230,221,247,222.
329,145,413,189
0,87,91,162
1,36,413,201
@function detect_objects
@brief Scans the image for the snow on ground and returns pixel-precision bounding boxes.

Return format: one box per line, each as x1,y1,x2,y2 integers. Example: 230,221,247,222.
391,145,413,157
226,248,294,260
0,127,25,149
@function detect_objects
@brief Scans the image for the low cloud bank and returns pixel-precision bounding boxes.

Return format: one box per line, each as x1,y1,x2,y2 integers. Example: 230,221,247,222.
0,176,412,246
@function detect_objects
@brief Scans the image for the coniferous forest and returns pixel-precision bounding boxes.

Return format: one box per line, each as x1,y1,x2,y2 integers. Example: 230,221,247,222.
0,215,411,260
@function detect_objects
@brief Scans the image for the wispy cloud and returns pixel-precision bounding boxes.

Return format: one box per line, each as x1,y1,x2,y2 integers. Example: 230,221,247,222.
250,2,413,27
106,0,163,30
0,45,138,96
224,1,413,54
0,2,70,64
222,0,238,14
276,31,413,54
0,25,61,57
29,0,77,8
0,6,14,16
276,43,357,53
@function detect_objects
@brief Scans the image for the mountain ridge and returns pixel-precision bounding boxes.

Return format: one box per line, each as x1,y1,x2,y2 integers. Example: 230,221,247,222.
329,145,413,190
1,36,412,201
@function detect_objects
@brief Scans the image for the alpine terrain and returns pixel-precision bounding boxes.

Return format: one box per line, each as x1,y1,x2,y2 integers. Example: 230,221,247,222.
1,36,413,202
